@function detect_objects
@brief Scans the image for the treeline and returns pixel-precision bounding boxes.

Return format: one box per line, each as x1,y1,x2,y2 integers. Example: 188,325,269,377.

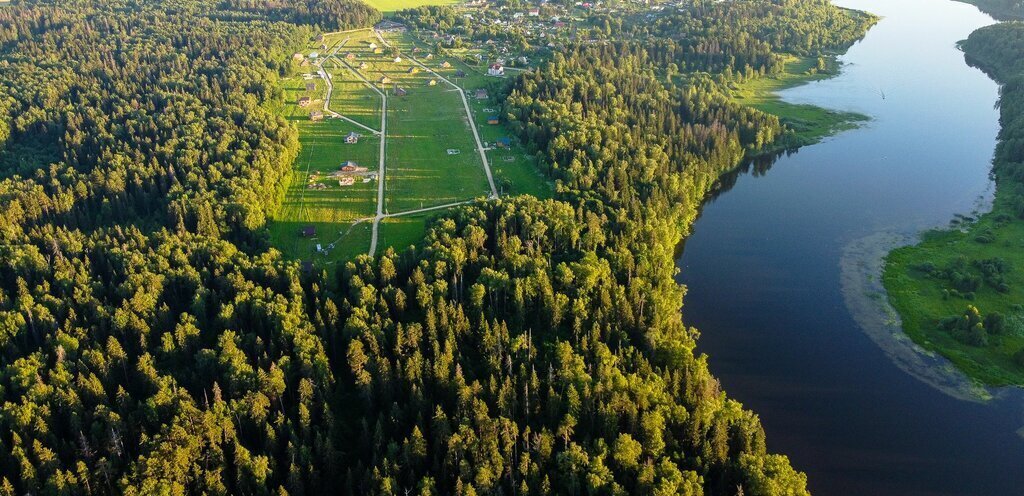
630,0,876,78
0,0,871,494
220,0,382,31
957,0,1024,20
962,23,1024,214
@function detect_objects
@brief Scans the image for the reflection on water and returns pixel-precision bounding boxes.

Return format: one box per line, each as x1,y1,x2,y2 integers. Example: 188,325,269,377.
676,0,1024,494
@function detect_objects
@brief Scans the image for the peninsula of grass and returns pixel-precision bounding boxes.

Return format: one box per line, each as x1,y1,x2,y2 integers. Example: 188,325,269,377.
883,22,1024,386
731,54,869,148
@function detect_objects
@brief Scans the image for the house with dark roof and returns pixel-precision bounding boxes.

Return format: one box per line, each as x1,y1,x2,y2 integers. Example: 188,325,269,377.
496,137,512,148
487,116,500,125
475,88,489,99
300,225,316,237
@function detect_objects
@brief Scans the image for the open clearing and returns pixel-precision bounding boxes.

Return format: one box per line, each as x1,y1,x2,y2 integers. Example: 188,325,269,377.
359,0,461,13
268,29,551,268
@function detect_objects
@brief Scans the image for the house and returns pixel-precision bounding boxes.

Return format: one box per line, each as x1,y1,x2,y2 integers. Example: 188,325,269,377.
375,20,407,33
441,61,452,68
455,69,467,77
487,115,500,125
368,42,378,49
305,82,316,91
345,132,359,144
315,33,325,42
425,53,434,60
394,56,403,63
345,52,356,60
298,96,311,106
300,261,314,274
428,79,438,86
340,161,362,172
374,47,384,54
338,177,356,186
292,53,305,61
309,51,320,59
300,225,316,237
407,67,419,74
488,63,505,76
528,7,540,16
496,137,511,148
359,62,369,70
310,111,324,121
475,88,489,100
380,75,392,84
395,87,407,97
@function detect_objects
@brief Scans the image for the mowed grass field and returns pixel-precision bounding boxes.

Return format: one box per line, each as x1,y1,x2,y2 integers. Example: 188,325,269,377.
392,34,553,198
268,46,382,264
360,0,461,13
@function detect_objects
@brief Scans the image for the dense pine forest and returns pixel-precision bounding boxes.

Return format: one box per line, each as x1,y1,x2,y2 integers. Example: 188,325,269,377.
0,0,870,494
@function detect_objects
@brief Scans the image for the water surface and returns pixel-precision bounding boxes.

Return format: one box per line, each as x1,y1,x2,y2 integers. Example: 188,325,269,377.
677,0,1024,494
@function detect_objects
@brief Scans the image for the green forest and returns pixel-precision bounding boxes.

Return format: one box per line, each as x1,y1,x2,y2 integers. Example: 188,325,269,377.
0,0,870,494
885,21,1024,386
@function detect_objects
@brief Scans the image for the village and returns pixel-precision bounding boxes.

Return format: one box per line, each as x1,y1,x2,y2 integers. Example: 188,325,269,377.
268,22,553,266
267,0,710,266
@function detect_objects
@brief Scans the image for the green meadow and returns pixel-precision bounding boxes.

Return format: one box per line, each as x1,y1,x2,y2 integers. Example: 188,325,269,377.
360,0,462,14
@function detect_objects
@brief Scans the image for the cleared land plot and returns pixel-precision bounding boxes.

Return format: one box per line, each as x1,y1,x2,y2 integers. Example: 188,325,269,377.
355,35,490,212
379,215,432,253
327,63,382,130
396,36,553,198
270,29,552,263
269,74,379,262
360,0,461,13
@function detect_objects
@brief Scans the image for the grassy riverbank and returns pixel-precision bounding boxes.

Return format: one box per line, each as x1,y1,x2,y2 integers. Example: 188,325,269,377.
730,54,870,149
884,22,1024,386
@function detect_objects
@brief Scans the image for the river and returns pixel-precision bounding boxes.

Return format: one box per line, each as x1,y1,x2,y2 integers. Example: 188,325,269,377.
676,0,1024,494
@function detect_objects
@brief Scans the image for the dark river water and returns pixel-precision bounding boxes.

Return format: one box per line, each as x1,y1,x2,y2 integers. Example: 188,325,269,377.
676,0,1024,494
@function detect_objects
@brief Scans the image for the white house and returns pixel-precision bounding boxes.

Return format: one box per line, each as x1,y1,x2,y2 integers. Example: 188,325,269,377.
488,63,504,76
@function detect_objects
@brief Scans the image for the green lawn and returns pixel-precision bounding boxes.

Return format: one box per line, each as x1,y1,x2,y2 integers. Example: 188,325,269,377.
268,66,380,263
395,34,553,198
360,0,461,13
731,55,868,148
884,182,1024,386
378,215,432,253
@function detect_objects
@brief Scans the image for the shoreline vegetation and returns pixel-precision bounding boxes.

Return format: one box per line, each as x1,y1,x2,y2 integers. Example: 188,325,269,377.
730,54,870,153
884,21,1024,386
955,0,1024,20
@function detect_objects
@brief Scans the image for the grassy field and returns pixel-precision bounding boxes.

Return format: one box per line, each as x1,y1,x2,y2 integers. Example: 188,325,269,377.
268,29,551,264
730,55,868,147
268,39,381,266
884,173,1024,386
397,34,553,198
361,0,461,13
